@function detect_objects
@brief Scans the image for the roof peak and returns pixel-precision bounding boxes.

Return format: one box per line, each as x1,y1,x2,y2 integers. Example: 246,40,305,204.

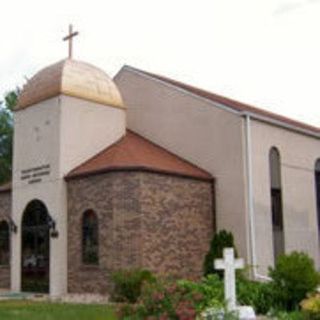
67,130,212,181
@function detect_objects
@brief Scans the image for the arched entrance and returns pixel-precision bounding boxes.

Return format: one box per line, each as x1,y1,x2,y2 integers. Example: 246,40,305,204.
21,200,50,293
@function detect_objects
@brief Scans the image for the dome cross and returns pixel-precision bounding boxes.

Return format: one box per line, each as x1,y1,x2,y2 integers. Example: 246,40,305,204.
63,24,79,59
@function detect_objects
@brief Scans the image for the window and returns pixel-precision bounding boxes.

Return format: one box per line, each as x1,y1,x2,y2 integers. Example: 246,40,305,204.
0,221,9,266
315,159,320,232
269,147,285,262
82,210,99,265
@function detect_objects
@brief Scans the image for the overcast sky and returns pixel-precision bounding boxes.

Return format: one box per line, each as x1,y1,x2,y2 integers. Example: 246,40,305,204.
1,0,320,127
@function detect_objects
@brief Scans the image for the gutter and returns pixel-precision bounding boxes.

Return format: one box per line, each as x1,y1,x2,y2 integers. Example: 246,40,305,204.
244,112,320,140
243,113,271,281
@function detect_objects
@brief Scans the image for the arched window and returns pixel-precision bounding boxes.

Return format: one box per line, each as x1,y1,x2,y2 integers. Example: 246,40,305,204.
269,147,285,262
315,159,320,232
0,220,9,266
82,210,99,265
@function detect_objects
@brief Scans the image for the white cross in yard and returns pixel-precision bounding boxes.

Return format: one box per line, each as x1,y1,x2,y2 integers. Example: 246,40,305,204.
214,248,244,311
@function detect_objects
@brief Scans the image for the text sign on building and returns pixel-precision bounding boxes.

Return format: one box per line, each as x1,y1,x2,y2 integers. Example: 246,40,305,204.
20,164,51,184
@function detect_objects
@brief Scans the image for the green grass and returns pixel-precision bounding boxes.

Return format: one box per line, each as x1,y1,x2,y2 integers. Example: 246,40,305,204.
0,300,117,320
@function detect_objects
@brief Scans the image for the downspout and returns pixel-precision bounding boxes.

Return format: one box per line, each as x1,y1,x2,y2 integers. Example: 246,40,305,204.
244,113,271,281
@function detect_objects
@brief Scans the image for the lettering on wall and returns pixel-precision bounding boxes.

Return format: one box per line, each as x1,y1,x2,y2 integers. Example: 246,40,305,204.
20,164,51,184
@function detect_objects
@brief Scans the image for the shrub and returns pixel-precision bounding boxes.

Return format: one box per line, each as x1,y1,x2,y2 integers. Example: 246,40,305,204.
178,274,224,312
203,230,237,277
137,276,199,319
269,310,305,320
301,294,320,320
268,251,320,311
118,274,225,319
111,268,155,303
236,276,275,315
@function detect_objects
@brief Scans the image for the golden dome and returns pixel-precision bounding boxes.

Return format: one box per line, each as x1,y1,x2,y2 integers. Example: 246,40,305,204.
17,59,124,110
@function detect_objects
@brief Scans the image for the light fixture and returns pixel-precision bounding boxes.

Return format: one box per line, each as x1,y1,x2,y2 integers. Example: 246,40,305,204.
9,217,17,233
47,215,59,238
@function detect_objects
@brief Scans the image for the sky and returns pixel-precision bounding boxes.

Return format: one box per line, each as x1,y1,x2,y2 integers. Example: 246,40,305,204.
1,0,320,127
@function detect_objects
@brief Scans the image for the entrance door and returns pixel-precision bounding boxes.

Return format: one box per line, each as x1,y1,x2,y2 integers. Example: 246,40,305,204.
21,200,50,293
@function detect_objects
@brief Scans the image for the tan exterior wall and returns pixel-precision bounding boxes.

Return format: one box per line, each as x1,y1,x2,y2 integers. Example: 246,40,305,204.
67,171,213,294
59,95,126,177
0,192,11,289
12,95,125,296
12,97,67,296
115,68,249,262
250,119,320,274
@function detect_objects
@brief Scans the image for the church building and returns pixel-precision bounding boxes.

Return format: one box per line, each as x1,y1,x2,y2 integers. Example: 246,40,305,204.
0,55,319,296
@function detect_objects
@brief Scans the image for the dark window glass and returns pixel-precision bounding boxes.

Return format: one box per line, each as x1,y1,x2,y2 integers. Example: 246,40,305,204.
82,210,99,265
269,147,285,262
0,221,9,265
271,189,283,229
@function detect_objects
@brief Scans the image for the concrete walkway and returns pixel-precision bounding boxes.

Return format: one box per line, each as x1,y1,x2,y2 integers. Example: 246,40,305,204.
0,290,109,304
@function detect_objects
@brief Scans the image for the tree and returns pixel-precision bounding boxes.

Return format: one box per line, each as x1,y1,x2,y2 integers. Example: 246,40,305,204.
0,89,18,184
203,229,238,277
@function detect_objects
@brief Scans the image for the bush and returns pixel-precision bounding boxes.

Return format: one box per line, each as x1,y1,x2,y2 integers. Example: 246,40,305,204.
269,310,305,320
203,230,237,277
117,274,225,319
236,276,275,315
301,294,320,320
111,269,155,303
138,276,200,318
268,251,320,311
178,274,224,312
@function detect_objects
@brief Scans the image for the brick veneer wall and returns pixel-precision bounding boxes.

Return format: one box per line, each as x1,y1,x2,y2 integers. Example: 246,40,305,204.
0,191,11,289
67,171,214,294
140,174,214,279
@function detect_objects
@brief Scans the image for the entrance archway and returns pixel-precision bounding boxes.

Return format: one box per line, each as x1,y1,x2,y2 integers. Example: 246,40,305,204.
21,200,50,293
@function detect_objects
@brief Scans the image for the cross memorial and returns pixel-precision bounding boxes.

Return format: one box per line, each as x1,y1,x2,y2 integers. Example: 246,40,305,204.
63,24,79,59
214,247,244,311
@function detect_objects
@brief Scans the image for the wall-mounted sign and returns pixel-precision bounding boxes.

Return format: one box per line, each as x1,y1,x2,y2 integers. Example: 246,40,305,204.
20,164,51,184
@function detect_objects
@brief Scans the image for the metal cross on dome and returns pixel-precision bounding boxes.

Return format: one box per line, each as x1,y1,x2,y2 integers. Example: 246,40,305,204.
63,24,79,59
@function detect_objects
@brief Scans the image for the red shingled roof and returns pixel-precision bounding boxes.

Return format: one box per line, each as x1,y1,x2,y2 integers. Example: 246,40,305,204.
66,131,212,181
134,68,320,135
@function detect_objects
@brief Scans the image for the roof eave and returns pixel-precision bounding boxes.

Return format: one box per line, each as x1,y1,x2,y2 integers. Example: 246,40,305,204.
241,112,320,139
65,166,213,183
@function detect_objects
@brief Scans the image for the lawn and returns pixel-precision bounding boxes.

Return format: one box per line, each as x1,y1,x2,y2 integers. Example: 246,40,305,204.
0,300,117,320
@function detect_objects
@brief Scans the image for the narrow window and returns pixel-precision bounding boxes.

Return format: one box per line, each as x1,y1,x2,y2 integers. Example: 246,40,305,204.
82,210,99,265
315,159,320,232
269,147,285,262
0,221,9,266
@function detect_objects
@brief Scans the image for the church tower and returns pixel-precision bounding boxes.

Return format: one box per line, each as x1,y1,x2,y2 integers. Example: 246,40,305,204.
11,58,126,296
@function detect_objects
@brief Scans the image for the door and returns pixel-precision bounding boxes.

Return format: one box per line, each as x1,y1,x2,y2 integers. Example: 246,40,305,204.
21,200,50,293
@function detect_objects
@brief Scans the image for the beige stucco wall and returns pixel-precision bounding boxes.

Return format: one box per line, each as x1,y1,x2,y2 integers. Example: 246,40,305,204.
115,67,250,262
12,94,126,296
59,95,126,176
12,97,67,296
250,119,320,274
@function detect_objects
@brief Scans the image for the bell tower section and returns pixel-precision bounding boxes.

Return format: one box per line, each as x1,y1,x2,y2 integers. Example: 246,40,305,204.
11,59,126,296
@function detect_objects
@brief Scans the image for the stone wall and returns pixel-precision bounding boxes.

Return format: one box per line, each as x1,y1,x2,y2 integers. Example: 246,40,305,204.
0,191,11,289
140,174,214,279
67,171,214,294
